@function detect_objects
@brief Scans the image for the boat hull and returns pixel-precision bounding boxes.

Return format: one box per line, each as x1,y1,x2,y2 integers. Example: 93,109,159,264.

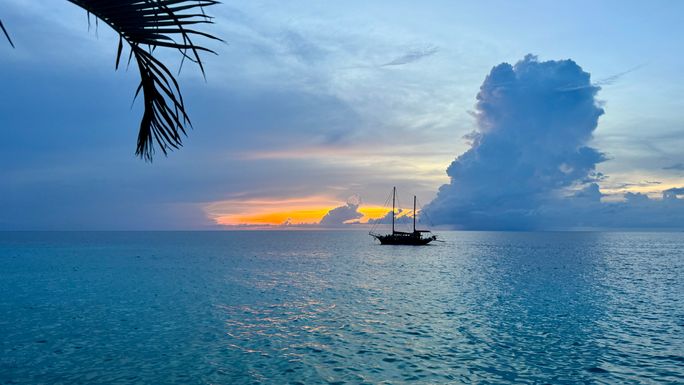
372,234,435,246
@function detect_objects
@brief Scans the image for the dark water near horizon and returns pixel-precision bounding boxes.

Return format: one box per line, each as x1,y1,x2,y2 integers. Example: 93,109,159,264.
0,231,682,384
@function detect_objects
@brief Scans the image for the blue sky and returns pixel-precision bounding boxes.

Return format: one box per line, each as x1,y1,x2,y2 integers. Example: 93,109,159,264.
1,1,683,229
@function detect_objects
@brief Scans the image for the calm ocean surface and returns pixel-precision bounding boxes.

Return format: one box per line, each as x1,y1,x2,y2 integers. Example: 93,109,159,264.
0,231,682,384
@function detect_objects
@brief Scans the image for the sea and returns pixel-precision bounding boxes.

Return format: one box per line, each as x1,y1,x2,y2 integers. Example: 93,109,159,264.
0,231,682,384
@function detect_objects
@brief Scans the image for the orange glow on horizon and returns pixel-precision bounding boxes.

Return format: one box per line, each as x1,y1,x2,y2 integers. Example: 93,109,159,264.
204,196,412,227
220,208,331,226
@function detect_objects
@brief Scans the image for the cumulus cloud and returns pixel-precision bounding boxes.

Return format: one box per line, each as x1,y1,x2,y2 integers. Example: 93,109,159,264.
318,195,363,227
425,55,606,229
543,188,684,229
425,55,684,230
366,209,414,225
663,187,684,197
380,46,438,67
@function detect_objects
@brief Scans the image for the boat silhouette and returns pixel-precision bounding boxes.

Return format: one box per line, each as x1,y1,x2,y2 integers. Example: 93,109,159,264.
369,187,438,245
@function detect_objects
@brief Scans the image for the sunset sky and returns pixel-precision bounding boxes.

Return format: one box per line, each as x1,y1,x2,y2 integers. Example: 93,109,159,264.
1,1,683,230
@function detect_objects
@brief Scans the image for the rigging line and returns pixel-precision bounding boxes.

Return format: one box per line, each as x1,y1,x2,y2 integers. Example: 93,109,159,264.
380,189,392,230
415,199,421,227
384,191,393,227
413,197,423,230
395,190,403,231
416,197,436,228
400,196,408,231
395,190,411,233
416,197,428,227
370,188,393,234
371,193,385,233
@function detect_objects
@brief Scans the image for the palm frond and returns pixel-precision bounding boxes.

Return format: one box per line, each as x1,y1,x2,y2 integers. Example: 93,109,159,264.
67,0,221,161
1,19,14,48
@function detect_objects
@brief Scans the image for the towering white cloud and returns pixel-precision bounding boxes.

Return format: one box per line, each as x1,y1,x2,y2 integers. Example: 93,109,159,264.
426,55,684,230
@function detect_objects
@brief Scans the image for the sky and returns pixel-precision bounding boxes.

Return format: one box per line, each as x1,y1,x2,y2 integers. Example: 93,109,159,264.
1,0,683,230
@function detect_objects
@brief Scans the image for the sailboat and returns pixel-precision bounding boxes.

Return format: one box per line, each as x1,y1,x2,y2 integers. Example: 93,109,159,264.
369,187,438,245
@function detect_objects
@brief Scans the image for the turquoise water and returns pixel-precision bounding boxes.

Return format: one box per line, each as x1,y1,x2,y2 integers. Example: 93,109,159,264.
0,231,682,384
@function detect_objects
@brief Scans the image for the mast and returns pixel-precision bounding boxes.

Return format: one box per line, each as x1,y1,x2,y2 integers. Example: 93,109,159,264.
392,186,396,233
413,195,416,232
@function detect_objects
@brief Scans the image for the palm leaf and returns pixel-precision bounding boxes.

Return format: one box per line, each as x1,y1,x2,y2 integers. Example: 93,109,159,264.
0,19,14,48
66,0,221,160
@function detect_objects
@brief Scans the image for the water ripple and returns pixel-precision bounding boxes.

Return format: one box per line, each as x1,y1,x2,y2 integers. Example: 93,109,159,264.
0,231,682,384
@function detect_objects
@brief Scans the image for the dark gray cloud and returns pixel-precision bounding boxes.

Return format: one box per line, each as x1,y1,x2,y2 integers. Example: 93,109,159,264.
610,180,661,189
663,187,684,197
367,209,413,225
530,189,684,230
425,55,684,230
663,163,684,171
380,46,438,67
318,202,363,227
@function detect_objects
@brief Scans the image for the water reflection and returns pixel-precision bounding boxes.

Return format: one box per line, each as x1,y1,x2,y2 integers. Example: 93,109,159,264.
0,231,681,384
